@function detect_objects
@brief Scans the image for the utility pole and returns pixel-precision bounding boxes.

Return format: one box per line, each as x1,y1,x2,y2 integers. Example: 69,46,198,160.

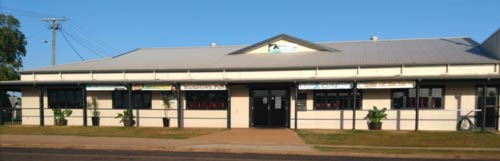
41,17,67,66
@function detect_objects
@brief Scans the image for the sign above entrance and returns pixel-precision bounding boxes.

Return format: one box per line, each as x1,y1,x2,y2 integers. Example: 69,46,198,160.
86,85,127,91
298,83,353,90
357,81,415,89
133,84,172,91
268,42,298,53
181,84,227,91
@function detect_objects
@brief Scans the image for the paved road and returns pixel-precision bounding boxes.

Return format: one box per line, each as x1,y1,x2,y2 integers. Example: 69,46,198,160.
0,147,489,161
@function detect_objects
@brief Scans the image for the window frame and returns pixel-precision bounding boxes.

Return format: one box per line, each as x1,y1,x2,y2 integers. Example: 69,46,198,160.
112,90,152,109
313,89,362,110
296,92,308,111
390,86,445,110
185,91,228,110
47,88,84,109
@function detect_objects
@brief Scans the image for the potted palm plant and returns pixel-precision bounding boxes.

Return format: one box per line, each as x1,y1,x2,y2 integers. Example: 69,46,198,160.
161,92,176,128
53,108,72,126
88,96,100,126
115,110,135,127
364,106,387,130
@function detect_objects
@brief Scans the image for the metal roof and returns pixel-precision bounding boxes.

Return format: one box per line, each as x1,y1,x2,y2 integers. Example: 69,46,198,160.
481,27,500,59
21,35,499,74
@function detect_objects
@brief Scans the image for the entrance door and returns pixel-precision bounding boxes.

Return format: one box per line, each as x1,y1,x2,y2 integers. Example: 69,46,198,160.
476,86,499,129
251,89,289,127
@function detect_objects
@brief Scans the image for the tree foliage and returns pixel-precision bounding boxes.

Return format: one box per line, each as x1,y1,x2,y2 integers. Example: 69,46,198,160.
0,14,26,81
0,14,26,119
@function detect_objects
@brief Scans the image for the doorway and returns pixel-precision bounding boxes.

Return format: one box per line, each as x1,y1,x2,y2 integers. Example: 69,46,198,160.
250,89,289,128
476,86,499,129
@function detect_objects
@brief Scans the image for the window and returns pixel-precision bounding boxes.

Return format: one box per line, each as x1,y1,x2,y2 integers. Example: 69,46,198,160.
48,88,83,109
391,87,444,109
112,90,152,109
296,92,307,111
313,90,362,110
186,91,227,110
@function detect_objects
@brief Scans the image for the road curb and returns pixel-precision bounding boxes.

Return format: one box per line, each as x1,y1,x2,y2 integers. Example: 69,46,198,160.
1,143,496,160
315,144,500,152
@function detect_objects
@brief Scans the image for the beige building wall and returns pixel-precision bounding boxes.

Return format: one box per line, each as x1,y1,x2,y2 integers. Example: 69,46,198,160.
20,83,495,131
21,88,180,127
293,83,483,131
230,85,249,128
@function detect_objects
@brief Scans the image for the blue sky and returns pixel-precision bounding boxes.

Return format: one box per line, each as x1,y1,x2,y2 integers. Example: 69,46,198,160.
2,0,500,70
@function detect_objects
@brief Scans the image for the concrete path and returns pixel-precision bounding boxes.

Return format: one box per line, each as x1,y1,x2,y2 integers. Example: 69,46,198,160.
188,128,305,145
0,128,315,154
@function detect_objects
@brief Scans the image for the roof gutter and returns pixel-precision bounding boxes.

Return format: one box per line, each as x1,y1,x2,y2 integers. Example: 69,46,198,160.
19,62,500,74
2,74,499,87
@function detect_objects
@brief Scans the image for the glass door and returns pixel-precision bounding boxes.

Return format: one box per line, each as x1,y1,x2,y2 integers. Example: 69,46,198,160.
251,89,289,127
269,90,287,127
251,90,269,127
476,86,499,129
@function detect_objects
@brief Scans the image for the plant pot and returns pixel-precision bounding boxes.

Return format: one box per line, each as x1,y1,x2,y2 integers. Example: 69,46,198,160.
368,122,382,130
55,119,68,126
123,120,136,127
92,117,100,126
162,117,170,128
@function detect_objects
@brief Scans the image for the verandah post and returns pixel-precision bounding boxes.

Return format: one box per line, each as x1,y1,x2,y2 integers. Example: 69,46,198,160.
127,84,133,127
38,87,44,126
482,82,488,132
177,83,184,128
0,89,3,125
227,83,231,129
294,83,298,130
397,110,401,130
415,80,420,131
340,110,344,130
136,106,140,127
82,85,87,127
352,81,357,130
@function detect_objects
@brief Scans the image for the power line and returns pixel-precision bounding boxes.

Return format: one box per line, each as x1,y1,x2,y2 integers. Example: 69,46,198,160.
26,27,47,38
62,25,114,57
60,29,85,61
2,7,56,18
0,11,45,19
2,7,119,57
66,22,120,54
60,28,104,58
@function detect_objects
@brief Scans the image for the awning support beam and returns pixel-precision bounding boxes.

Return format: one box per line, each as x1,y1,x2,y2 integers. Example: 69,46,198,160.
82,85,87,127
0,90,3,125
226,83,231,129
482,81,488,132
415,80,420,131
38,87,44,126
294,83,298,130
352,81,357,130
176,83,184,128
127,84,134,127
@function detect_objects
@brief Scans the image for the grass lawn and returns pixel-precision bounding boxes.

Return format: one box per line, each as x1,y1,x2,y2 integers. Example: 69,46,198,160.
297,130,500,147
0,125,224,139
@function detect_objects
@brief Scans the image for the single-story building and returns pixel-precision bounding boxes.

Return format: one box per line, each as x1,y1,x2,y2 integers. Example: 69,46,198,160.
1,29,500,131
